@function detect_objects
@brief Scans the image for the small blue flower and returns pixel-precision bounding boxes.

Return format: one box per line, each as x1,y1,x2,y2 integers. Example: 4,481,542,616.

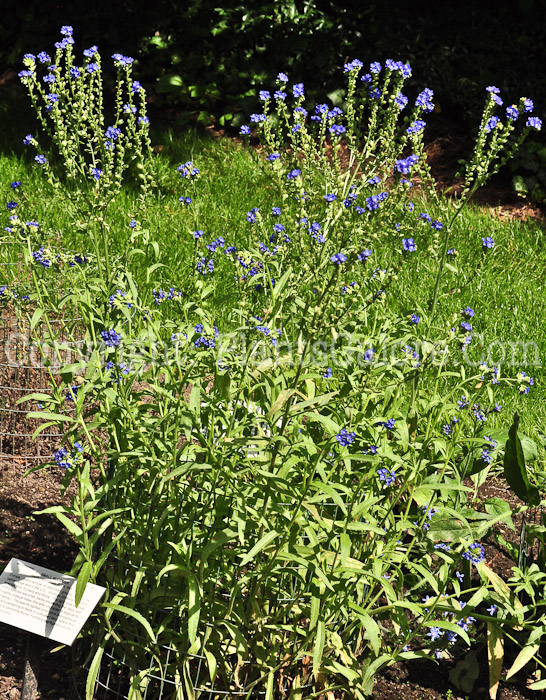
324,193,337,202
101,329,122,348
463,542,485,564
330,252,347,265
482,236,494,249
287,168,301,180
323,367,332,378
487,604,498,616
292,83,305,98
410,313,420,324
378,468,396,486
335,428,356,446
526,116,542,130
34,155,47,165
402,238,416,252
259,90,270,101
358,249,372,262
268,153,280,161
91,168,101,180
277,72,289,83
240,125,251,135
506,105,519,121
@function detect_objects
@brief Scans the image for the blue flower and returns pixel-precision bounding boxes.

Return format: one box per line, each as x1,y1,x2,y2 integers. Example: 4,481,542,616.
506,105,519,121
394,154,419,174
177,161,199,178
335,428,356,446
330,252,347,265
19,70,33,79
292,83,305,98
287,168,301,180
343,59,363,72
34,155,47,165
192,229,205,239
381,418,396,430
91,168,101,180
273,223,285,233
250,113,266,123
277,72,289,82
37,51,51,63
410,313,420,324
60,25,73,36
460,321,472,332
394,92,408,109
482,236,494,248
370,61,381,74
105,126,122,141
462,306,475,317
407,120,426,134
259,90,270,101
431,219,443,230
324,193,337,202
274,90,287,100
112,53,134,66
70,66,81,79
10,181,21,189
402,238,416,252
415,88,434,112
323,367,332,378
267,153,280,161
363,348,375,362
486,86,500,94
43,73,56,84
487,605,498,616
358,249,372,262
329,124,346,136
378,468,396,486
526,116,542,130
196,257,214,275
463,542,485,564
84,45,98,58
86,63,99,73
240,125,251,135
484,116,500,133
101,329,122,348
427,627,442,641
522,98,534,113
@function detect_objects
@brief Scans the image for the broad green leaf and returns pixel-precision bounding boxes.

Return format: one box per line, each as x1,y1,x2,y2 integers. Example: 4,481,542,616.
75,561,92,608
102,603,156,644
313,619,325,679
505,625,545,679
86,642,105,700
188,574,200,644
204,649,217,684
503,413,540,505
487,623,504,700
267,388,295,417
239,530,278,566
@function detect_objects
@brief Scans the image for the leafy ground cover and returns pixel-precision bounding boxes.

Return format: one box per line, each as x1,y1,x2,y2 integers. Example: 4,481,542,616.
2,31,546,700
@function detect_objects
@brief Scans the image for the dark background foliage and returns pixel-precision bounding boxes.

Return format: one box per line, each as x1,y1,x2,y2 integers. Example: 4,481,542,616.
2,0,546,197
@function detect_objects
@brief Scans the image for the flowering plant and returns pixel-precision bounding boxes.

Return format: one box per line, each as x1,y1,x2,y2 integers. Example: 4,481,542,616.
9,41,546,699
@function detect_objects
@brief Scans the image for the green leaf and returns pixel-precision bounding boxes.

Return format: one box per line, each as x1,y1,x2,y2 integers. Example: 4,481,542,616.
239,530,278,566
188,574,200,645
449,649,480,693
102,603,157,643
503,413,540,505
313,619,325,679
86,642,105,700
505,626,545,679
75,561,92,608
29,307,44,333
204,648,217,684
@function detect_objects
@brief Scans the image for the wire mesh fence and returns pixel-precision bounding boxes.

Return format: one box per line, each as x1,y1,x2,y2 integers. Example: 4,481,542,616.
0,240,83,464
